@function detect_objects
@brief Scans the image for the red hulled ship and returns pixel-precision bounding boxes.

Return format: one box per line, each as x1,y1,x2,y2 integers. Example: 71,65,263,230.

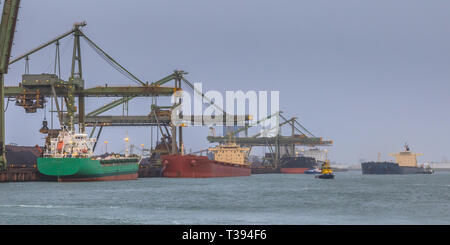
161,143,251,178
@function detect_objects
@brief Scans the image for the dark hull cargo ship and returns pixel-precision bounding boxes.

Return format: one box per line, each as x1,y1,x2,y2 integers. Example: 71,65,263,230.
361,144,433,175
279,156,319,174
361,161,432,174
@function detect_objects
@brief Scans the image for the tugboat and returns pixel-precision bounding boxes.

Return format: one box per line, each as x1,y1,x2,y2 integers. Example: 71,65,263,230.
315,160,334,179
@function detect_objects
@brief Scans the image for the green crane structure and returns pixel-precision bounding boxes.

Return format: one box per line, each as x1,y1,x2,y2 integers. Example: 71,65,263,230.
0,0,329,169
1,18,251,164
207,112,333,167
4,22,181,130
0,0,20,170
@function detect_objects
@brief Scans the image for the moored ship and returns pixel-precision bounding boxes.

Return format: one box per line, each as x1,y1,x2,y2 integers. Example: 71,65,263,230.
279,155,319,174
161,142,251,178
301,147,327,165
251,148,327,174
279,148,327,174
37,128,140,182
361,144,434,175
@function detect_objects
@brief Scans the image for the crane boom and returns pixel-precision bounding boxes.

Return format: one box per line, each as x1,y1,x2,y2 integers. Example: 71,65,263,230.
0,0,20,73
226,111,280,140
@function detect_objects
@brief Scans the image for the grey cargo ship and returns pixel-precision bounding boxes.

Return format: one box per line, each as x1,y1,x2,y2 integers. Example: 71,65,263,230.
361,144,433,174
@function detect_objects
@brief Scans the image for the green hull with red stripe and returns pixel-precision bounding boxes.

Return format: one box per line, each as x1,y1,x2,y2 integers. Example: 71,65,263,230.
37,157,139,181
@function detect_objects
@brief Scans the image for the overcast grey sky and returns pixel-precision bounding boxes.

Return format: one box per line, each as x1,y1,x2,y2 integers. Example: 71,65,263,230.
4,0,450,164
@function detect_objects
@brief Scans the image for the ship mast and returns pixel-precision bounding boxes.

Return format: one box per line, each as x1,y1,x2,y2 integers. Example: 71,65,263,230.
124,132,130,157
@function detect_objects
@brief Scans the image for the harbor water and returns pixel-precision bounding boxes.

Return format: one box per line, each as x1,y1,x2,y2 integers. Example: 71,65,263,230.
1,170,449,225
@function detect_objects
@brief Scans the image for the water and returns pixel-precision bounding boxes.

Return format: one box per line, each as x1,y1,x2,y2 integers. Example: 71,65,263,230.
1,171,449,224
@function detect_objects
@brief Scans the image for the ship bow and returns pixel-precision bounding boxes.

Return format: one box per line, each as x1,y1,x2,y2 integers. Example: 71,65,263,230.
37,158,83,176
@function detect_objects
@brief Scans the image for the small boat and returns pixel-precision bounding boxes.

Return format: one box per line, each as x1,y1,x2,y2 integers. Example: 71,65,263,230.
304,168,321,174
316,173,334,179
315,160,334,179
422,164,434,174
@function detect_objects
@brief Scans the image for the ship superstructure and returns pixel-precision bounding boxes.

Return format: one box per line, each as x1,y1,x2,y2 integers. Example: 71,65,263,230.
301,147,327,163
388,144,422,168
208,142,250,165
43,128,96,158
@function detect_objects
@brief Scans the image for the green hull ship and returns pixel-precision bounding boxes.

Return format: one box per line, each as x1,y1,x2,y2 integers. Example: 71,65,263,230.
37,128,140,182
37,157,139,182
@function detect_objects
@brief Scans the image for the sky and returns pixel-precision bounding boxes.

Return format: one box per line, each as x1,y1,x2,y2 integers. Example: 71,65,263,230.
3,0,450,164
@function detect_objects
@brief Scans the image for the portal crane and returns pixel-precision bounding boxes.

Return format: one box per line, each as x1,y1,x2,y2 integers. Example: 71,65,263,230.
207,111,333,167
0,0,20,169
3,20,252,160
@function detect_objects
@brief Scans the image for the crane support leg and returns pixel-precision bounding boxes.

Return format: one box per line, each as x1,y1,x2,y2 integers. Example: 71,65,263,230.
0,74,5,169
171,125,177,155
0,0,21,170
92,126,103,152
179,126,183,155
79,95,85,132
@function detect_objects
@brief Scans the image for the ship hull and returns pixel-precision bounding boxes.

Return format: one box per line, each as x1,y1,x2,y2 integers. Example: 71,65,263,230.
57,173,138,182
361,162,432,175
280,167,309,174
161,155,251,178
315,173,335,179
279,156,318,174
251,167,280,174
37,157,139,182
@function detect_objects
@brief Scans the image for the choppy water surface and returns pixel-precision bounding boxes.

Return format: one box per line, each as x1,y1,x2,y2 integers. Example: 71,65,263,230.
1,171,449,224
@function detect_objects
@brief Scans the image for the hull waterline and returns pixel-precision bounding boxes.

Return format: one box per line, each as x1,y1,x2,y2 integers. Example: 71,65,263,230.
37,157,139,182
161,155,251,178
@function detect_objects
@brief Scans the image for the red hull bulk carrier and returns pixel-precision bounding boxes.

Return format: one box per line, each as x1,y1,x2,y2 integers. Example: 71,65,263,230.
161,143,251,178
161,155,250,178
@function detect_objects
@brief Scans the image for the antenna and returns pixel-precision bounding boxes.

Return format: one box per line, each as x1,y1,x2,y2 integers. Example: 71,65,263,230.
405,143,410,152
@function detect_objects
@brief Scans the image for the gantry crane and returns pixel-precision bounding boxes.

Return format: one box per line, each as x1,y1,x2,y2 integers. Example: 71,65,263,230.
0,0,20,170
207,111,333,167
1,13,251,167
1,0,329,173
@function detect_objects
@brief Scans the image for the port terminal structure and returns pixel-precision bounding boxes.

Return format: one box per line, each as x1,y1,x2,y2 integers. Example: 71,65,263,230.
0,0,21,171
0,0,332,177
207,112,333,167
0,0,252,171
